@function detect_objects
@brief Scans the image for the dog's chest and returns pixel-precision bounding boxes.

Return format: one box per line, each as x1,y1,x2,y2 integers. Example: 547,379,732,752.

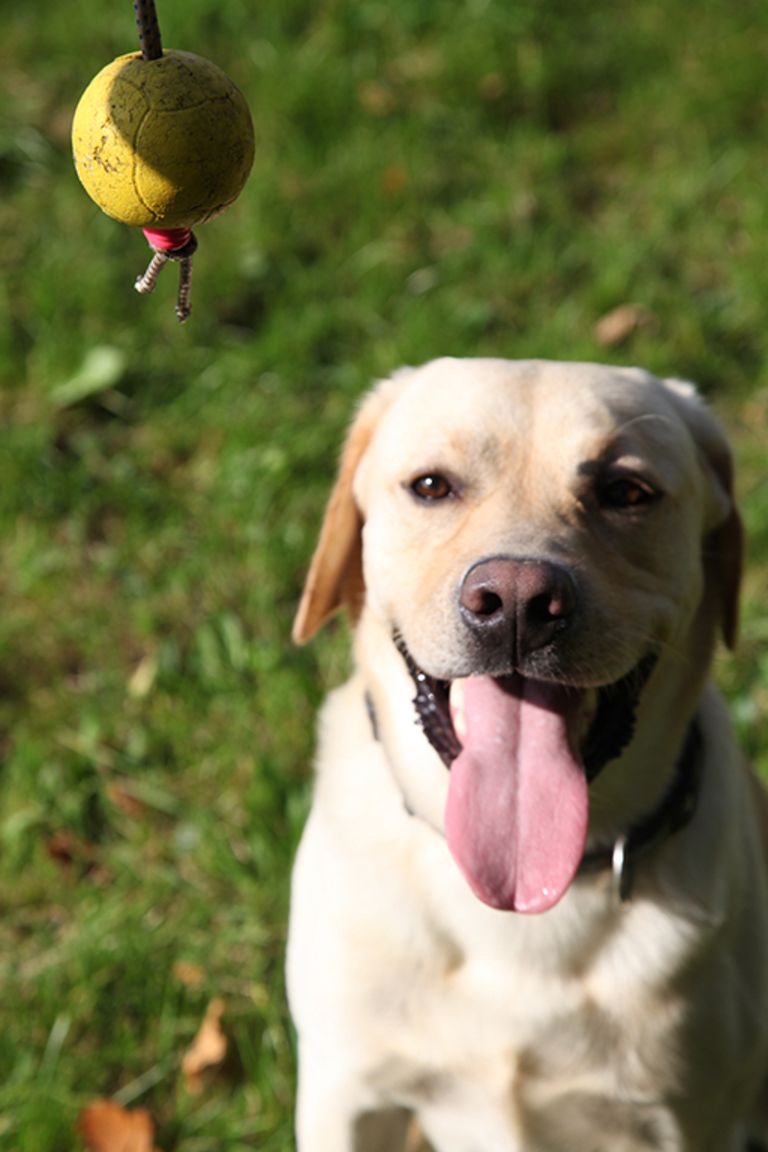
360,906,685,1149
375,943,591,1090
307,709,688,1110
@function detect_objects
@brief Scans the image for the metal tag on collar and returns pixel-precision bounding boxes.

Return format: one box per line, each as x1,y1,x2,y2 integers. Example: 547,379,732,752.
612,834,634,903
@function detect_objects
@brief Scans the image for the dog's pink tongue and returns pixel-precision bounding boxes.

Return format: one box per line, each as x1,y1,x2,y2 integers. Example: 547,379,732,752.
445,675,588,914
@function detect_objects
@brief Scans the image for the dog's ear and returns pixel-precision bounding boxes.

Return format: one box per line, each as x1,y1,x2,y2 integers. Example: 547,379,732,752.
292,377,403,644
702,450,743,651
663,378,743,650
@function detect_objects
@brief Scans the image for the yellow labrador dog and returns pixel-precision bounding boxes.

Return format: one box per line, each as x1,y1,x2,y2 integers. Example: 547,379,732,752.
288,358,768,1152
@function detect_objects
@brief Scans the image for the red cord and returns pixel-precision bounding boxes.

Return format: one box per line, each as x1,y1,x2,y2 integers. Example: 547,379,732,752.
142,226,192,252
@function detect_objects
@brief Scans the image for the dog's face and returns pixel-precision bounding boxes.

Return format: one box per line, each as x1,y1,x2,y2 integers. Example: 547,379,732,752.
353,359,730,683
295,359,741,914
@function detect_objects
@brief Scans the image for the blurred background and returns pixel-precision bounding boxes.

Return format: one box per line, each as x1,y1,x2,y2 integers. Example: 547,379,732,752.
2,0,768,1147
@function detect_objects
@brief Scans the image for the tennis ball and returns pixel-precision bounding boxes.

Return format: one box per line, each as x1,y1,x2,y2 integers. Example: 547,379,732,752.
72,50,255,229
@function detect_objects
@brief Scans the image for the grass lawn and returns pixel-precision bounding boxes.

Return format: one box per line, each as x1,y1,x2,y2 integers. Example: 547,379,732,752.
2,0,768,1147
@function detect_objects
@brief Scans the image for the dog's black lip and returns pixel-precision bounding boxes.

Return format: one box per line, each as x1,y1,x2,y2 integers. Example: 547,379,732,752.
393,631,658,783
579,652,658,778
393,632,462,765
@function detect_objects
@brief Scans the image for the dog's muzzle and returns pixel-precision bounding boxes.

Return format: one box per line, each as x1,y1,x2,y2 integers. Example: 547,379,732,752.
393,631,657,783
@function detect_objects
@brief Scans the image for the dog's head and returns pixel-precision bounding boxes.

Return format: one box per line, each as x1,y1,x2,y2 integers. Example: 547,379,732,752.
294,359,742,913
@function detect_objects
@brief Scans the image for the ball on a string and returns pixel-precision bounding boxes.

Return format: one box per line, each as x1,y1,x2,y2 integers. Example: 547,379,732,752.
71,0,255,323
71,49,255,230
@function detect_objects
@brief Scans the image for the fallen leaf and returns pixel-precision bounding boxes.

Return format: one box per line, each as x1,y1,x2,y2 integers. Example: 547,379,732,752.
356,80,397,116
381,164,408,197
128,653,159,700
45,830,102,878
478,72,507,101
50,345,127,410
594,303,651,347
181,998,227,1094
77,1099,160,1152
106,783,148,819
172,960,205,989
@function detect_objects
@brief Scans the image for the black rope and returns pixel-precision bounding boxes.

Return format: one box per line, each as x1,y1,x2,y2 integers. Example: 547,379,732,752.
134,0,163,61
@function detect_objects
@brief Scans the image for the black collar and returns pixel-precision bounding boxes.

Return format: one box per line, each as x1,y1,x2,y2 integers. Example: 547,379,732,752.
365,691,703,904
578,719,703,901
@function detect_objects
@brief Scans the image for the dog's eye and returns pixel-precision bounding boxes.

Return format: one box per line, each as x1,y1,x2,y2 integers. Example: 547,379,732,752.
409,473,454,502
599,476,661,510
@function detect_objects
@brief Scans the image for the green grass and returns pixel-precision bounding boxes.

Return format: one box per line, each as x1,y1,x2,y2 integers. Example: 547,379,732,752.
2,0,768,1147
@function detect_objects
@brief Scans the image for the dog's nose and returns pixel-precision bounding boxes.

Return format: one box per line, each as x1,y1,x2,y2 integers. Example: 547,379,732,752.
458,556,576,661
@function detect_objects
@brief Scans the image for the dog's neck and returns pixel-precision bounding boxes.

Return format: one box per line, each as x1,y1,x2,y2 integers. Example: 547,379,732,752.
363,688,703,904
578,718,702,900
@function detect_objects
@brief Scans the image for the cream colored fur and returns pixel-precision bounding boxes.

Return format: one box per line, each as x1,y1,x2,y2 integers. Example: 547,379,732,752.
287,359,768,1152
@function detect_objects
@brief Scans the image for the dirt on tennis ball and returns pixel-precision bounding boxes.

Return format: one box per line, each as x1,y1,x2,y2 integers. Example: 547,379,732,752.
72,50,255,229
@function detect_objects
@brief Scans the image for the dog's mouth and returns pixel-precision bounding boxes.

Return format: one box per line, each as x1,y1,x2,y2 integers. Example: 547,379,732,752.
394,634,657,914
395,635,656,781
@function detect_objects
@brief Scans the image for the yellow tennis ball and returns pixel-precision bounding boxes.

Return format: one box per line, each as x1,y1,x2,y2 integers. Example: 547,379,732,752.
72,50,255,229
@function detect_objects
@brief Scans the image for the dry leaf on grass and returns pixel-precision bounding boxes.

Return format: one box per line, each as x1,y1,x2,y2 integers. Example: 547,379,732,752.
105,782,149,819
594,303,652,347
356,80,397,116
181,998,228,1094
172,960,205,989
127,652,159,700
77,1099,160,1152
45,830,106,881
46,829,97,869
